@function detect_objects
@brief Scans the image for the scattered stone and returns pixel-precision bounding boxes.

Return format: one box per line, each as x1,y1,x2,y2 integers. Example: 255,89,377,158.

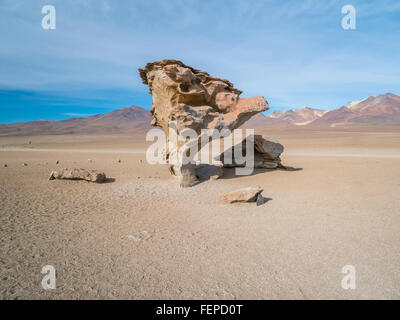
3,164,7,167
48,168,106,183
139,159,142,164
139,59,269,187
127,230,152,241
28,141,31,145
56,160,59,164
117,159,121,163
23,163,28,166
219,186,263,204
88,159,93,163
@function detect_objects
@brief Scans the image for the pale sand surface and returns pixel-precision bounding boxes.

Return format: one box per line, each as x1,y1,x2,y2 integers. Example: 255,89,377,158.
1,130,400,299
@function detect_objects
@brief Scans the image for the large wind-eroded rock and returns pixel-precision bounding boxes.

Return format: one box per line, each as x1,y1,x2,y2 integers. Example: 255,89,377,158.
139,59,269,187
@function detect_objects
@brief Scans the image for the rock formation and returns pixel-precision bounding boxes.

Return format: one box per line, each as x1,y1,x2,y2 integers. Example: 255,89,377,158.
49,168,106,183
219,186,264,204
194,163,223,181
218,134,284,169
139,59,269,187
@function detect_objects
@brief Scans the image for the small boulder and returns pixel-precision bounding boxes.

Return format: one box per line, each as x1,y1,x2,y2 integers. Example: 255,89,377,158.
56,160,59,164
23,163,28,166
218,134,284,169
219,186,263,204
48,168,106,183
127,230,152,241
117,159,121,163
3,164,7,167
254,135,284,160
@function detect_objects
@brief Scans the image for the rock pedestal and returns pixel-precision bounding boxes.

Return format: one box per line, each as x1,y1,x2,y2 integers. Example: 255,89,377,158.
139,59,269,187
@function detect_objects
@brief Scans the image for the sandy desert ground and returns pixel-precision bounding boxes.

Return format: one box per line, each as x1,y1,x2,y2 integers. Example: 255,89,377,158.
1,129,400,299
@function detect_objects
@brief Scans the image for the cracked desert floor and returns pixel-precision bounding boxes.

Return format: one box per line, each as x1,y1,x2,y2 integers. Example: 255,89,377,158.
1,128,400,299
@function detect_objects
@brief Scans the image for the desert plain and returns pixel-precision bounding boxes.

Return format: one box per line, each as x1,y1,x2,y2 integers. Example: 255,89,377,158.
1,127,400,299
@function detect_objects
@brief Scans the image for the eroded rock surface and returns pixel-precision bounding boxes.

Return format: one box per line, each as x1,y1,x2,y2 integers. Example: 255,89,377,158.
195,163,223,181
219,134,284,169
139,59,269,187
49,168,106,183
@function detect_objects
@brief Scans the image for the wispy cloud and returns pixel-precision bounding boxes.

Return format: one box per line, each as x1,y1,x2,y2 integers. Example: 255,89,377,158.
0,0,399,117
62,112,96,117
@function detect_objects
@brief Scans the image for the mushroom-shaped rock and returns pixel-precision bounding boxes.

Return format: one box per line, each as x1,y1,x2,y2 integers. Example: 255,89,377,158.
139,59,269,187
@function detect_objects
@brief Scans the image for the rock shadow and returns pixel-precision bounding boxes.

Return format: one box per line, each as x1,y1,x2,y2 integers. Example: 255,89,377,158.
194,164,222,183
220,166,303,180
256,194,273,206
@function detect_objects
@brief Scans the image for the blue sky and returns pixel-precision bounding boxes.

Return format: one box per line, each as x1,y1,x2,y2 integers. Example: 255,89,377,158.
0,0,399,123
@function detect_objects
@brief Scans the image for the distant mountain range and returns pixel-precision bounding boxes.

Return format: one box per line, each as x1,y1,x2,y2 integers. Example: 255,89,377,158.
0,93,399,136
0,106,152,136
311,93,400,127
245,107,327,127
245,93,400,128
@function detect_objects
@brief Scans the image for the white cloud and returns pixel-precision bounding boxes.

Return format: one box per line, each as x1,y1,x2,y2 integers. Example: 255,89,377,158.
62,112,95,117
0,0,399,109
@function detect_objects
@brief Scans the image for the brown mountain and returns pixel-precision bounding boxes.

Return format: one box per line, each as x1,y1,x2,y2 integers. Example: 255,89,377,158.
241,113,282,128
1,93,399,136
244,107,326,127
0,105,153,136
310,93,400,127
268,107,326,125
